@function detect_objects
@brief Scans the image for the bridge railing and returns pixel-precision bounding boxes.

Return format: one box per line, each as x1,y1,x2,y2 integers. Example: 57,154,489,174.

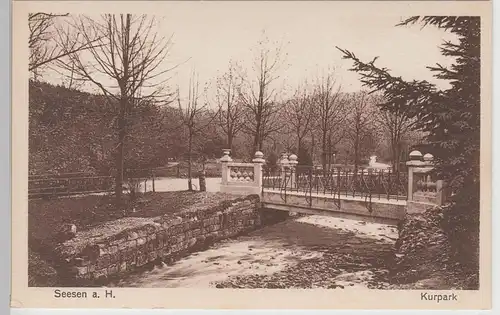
262,162,408,203
219,149,448,214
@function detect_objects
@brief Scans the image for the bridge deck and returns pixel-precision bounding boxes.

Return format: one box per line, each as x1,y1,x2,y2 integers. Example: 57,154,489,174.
261,189,407,225
262,188,407,205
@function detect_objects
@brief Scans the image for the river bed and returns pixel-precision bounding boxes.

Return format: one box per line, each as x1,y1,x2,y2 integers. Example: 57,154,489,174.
109,214,398,289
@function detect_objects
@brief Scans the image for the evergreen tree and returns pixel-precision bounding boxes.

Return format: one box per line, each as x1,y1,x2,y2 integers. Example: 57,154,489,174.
338,16,480,271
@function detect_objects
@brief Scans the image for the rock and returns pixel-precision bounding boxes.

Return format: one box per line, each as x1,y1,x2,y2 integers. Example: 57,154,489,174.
55,223,77,243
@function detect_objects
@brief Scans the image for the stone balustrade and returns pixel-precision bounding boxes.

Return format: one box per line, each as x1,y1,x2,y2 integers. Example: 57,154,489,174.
228,165,255,182
220,150,265,196
406,151,448,213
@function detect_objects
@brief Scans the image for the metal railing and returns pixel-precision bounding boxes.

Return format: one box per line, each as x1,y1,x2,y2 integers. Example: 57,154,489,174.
262,165,408,211
28,174,114,199
28,169,156,199
27,162,213,199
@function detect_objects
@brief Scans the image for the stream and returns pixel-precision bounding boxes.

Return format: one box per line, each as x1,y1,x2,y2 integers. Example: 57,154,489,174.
109,214,398,289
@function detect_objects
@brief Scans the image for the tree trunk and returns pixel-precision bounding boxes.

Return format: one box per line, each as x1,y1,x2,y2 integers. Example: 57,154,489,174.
187,131,193,191
253,126,260,155
199,169,206,192
311,133,315,164
327,134,333,171
396,141,402,173
321,129,327,174
114,14,131,207
391,136,402,174
114,98,126,205
254,84,264,154
353,135,359,179
227,131,233,153
391,141,398,173
395,142,402,180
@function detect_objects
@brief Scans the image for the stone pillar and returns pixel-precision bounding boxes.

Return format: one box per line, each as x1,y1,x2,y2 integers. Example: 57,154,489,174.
220,149,232,185
406,151,443,213
436,179,445,205
278,153,290,189
252,151,265,190
288,154,298,190
279,152,289,168
406,150,423,202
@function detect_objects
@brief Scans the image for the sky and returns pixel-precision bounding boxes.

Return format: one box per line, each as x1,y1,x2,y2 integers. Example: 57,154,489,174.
41,2,458,102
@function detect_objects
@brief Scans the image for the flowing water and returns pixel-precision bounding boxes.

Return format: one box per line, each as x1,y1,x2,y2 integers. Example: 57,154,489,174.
109,214,398,289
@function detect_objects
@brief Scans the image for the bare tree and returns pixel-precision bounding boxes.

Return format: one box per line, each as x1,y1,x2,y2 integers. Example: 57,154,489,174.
177,71,213,191
28,13,98,77
345,91,379,174
312,72,346,171
215,61,245,152
58,62,85,90
374,95,417,172
284,83,314,155
240,33,288,155
55,14,175,204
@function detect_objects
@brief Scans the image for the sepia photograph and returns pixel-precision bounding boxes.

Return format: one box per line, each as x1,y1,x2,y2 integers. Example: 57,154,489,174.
11,0,491,310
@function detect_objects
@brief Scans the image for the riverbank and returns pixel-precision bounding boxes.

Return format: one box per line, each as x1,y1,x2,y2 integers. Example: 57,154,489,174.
28,191,239,286
389,205,479,290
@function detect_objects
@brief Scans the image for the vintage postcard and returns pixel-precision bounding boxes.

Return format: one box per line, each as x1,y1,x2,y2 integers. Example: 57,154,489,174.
11,0,492,310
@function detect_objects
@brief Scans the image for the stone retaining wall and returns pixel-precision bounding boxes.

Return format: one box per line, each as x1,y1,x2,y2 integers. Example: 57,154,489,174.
54,195,287,285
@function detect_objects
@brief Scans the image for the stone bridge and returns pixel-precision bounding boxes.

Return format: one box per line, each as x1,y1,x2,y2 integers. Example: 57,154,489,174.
220,150,449,225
